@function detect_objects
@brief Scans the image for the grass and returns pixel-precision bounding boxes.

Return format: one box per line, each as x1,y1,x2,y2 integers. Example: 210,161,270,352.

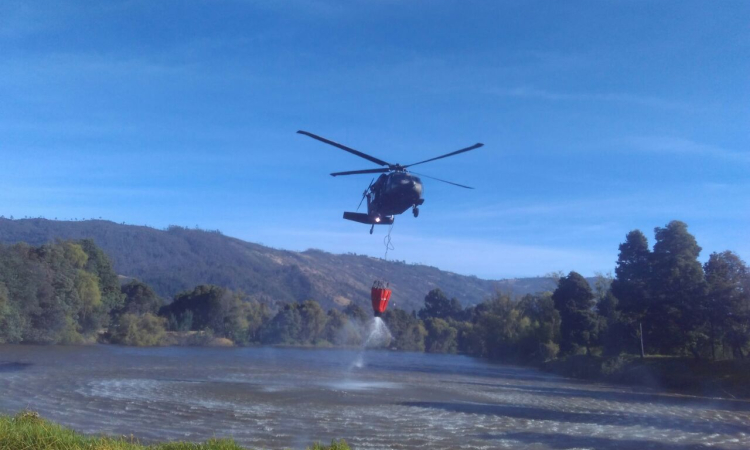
0,412,350,450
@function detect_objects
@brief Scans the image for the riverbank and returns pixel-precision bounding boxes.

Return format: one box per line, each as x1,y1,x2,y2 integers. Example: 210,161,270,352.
541,354,750,399
0,412,349,450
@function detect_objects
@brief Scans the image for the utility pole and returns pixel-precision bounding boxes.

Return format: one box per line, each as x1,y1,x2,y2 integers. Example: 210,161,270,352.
639,322,645,358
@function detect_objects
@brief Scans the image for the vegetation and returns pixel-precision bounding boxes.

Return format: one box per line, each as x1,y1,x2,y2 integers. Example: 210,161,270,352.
0,239,123,344
1,218,748,395
0,411,350,450
0,217,559,311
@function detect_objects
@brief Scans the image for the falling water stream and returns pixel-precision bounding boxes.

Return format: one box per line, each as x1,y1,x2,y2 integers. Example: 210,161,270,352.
362,317,392,348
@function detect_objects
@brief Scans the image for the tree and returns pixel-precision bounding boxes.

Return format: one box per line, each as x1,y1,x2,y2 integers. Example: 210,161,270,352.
110,313,167,346
0,282,22,343
75,270,102,332
260,303,303,345
611,230,651,322
343,303,369,324
160,285,230,331
552,271,596,355
516,293,561,361
383,308,426,352
324,309,360,345
705,251,750,359
120,280,163,316
424,318,458,354
79,239,124,314
298,300,327,344
418,289,463,321
650,221,707,357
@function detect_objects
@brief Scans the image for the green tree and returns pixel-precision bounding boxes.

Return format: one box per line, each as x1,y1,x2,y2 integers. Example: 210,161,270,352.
383,308,426,352
418,289,464,321
611,230,652,321
0,282,22,343
120,280,163,316
324,309,356,345
516,293,561,361
75,270,103,332
260,303,303,345
298,300,327,344
472,294,530,360
161,285,229,331
243,300,271,343
455,321,485,356
705,251,750,359
343,303,369,324
424,318,458,354
111,313,167,346
650,221,707,357
611,230,653,356
79,239,124,315
552,271,596,355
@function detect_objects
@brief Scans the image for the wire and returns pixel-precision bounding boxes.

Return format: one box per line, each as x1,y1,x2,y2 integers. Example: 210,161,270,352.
383,223,395,261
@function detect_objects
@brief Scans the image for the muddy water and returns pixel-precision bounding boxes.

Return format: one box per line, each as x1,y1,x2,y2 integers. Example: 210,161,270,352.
0,345,748,449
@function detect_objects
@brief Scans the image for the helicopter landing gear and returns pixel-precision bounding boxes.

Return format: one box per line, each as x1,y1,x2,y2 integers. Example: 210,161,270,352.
412,206,419,218
370,224,375,234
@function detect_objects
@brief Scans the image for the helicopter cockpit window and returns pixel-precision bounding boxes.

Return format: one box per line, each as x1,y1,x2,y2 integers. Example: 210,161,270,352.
387,173,409,190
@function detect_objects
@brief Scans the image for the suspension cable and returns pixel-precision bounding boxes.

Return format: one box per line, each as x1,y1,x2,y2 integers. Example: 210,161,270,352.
383,223,395,260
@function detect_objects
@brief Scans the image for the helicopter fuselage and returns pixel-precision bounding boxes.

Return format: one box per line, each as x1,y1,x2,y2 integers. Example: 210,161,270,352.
368,172,423,217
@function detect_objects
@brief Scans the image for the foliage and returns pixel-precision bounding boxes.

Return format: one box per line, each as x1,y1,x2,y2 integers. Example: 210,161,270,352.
110,313,167,346
0,412,349,450
0,218,747,368
0,240,120,344
418,289,464,321
382,308,426,352
649,220,708,357
552,271,597,355
424,318,458,354
704,251,750,359
120,280,164,316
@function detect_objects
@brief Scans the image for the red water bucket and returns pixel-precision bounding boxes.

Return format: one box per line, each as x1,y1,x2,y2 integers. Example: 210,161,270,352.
371,286,392,317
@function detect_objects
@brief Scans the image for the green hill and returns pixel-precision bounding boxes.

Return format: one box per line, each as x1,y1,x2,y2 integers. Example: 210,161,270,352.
0,218,559,311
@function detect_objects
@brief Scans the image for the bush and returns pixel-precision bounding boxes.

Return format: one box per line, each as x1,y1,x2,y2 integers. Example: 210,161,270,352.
110,313,167,346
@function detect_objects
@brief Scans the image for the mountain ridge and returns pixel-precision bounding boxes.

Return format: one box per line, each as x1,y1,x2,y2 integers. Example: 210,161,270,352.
0,218,560,311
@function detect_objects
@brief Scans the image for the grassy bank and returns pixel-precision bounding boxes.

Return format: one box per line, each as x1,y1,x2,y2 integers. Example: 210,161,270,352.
0,412,349,450
541,355,750,398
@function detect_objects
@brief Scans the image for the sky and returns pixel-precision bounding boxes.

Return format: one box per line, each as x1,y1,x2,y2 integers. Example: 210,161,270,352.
1,1,748,280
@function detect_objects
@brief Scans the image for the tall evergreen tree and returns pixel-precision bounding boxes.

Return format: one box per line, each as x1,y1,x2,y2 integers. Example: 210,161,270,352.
552,271,596,355
418,288,463,321
611,230,652,318
650,220,707,357
705,251,750,359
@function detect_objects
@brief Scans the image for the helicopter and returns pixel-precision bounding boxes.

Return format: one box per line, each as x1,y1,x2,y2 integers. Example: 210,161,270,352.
298,130,484,234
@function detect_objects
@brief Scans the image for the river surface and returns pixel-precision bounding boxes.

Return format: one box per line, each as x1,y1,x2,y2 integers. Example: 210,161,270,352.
0,345,749,449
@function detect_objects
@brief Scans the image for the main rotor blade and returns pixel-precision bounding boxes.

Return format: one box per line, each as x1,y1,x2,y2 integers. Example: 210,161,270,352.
404,143,484,168
357,178,375,211
411,171,474,189
330,168,389,177
297,130,391,167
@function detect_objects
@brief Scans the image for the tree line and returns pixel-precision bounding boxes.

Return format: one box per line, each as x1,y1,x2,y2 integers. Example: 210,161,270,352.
0,220,748,363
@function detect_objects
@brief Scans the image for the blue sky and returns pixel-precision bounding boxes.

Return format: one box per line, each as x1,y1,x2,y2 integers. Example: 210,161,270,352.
1,1,748,279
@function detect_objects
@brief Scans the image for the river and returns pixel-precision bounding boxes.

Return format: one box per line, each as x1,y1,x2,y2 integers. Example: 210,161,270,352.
0,345,748,449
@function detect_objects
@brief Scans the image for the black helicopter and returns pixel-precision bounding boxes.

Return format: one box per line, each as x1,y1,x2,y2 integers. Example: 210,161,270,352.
298,130,484,234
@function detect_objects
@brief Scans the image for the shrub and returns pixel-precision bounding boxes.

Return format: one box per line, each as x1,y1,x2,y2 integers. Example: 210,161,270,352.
110,313,167,346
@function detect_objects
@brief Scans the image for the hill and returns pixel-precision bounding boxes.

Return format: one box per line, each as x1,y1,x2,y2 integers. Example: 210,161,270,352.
0,218,559,311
